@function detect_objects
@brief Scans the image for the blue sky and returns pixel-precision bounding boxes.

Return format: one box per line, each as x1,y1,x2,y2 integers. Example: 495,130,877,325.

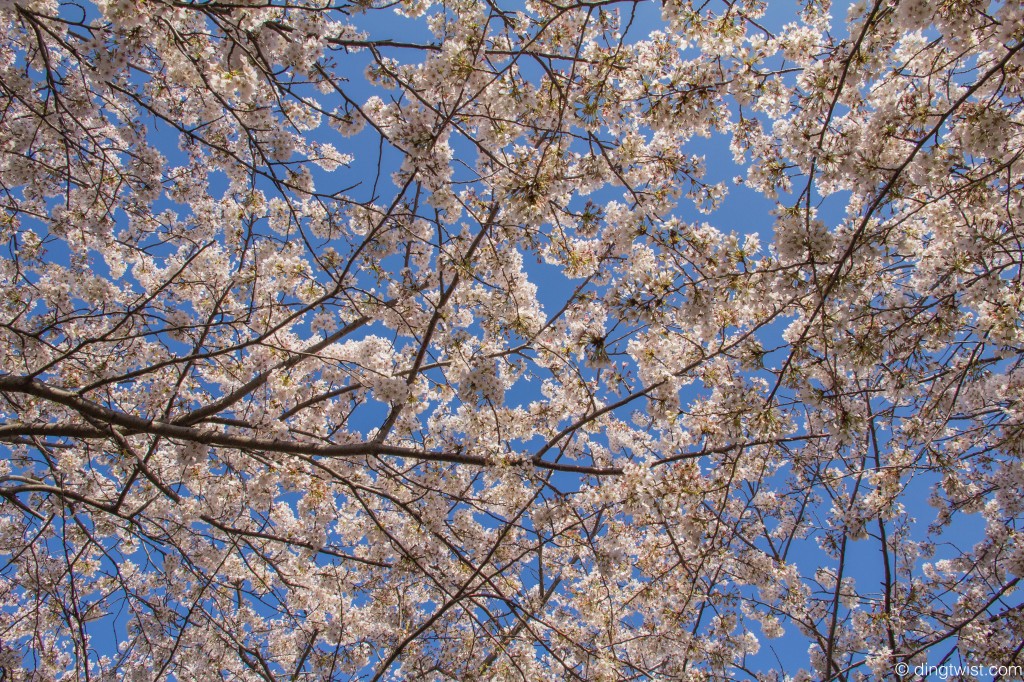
6,0,1018,677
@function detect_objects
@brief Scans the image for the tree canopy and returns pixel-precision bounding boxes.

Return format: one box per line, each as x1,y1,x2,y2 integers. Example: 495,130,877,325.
1,0,1022,678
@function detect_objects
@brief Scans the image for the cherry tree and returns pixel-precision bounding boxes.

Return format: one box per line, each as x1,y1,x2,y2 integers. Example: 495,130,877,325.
0,0,1022,677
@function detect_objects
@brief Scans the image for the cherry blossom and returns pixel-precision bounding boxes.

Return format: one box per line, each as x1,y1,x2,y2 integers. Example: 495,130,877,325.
0,0,1022,678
